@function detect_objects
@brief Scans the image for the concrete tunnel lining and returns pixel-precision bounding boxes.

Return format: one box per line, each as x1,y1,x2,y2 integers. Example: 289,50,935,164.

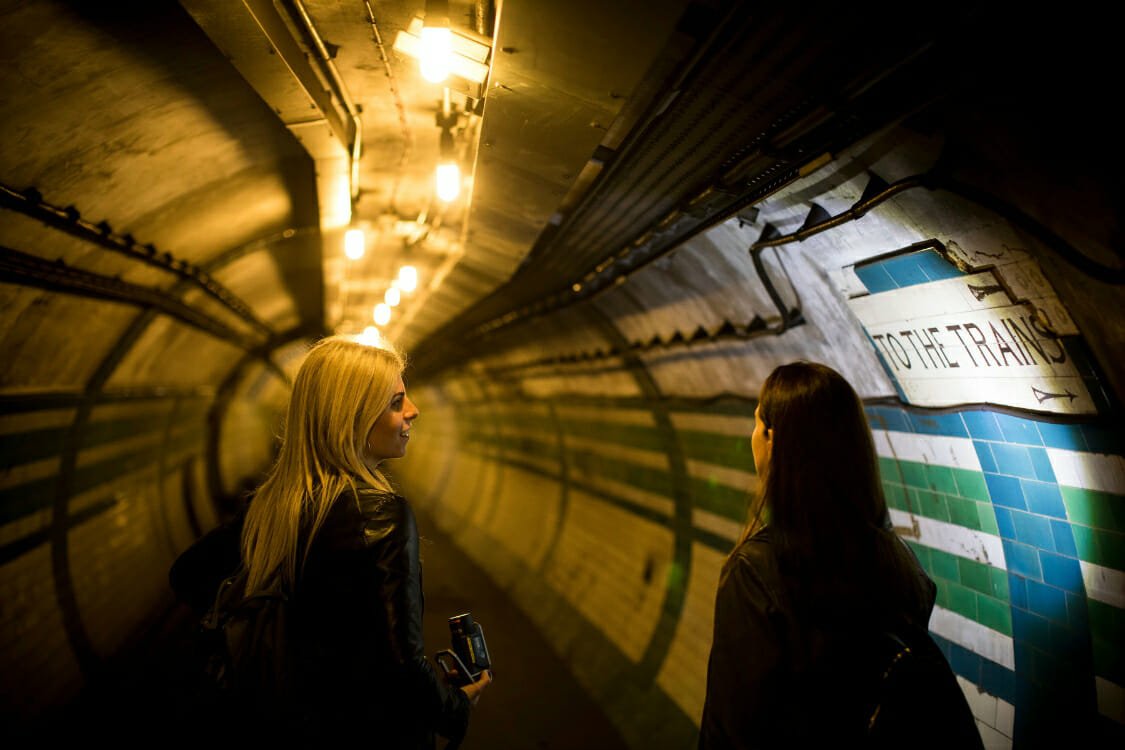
2,2,1124,748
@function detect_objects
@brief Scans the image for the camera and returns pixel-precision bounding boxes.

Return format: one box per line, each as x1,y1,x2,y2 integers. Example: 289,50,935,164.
435,611,491,686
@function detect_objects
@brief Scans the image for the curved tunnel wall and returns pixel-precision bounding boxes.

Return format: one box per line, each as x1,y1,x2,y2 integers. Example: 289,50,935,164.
394,123,1125,748
1,5,1123,749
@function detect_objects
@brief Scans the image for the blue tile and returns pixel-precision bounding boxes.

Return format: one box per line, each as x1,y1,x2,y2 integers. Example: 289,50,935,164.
994,413,1044,446
1040,551,1084,592
995,507,1016,539
985,473,1026,510
947,642,982,683
1006,542,1043,580
980,659,1017,703
1011,607,1051,647
854,263,899,293
1048,621,1087,655
975,442,997,473
1009,573,1028,609
964,410,1005,441
1050,520,1078,558
866,406,912,433
930,631,954,661
1022,480,1067,518
991,443,1036,479
908,411,968,437
1065,591,1089,630
1028,447,1056,482
883,254,933,288
1037,422,1087,451
1012,511,1055,550
1026,579,1067,621
916,250,964,281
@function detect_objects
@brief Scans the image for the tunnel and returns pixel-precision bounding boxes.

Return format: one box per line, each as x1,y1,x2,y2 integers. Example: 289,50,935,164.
2,1,1123,747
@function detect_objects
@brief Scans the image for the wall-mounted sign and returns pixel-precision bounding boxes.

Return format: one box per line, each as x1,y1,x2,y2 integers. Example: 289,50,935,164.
846,254,1095,415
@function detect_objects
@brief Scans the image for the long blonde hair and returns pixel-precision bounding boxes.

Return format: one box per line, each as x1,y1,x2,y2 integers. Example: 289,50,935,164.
241,335,405,595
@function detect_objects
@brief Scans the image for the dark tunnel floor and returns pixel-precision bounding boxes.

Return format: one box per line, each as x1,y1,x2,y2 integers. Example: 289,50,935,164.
24,507,630,749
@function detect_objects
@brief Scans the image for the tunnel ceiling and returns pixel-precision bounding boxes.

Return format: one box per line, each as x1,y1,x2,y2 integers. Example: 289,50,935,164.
2,1,1119,388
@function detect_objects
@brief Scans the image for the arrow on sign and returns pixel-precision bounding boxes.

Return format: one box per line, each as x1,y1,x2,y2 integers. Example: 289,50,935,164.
1032,386,1078,404
967,282,1005,301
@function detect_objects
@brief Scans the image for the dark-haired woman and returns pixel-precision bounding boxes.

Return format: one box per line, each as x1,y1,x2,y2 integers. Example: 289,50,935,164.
698,361,981,748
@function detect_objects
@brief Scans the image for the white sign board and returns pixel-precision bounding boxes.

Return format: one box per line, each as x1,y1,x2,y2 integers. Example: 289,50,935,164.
847,267,1095,414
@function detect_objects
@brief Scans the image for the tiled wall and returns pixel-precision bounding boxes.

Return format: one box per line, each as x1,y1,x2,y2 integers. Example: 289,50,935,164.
869,404,1124,746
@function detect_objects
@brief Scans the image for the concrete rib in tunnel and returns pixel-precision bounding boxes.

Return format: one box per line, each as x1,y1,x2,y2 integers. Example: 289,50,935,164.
4,3,1125,748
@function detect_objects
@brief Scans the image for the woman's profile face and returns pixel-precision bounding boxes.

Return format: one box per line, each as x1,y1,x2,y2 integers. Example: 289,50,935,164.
366,377,419,462
751,404,772,475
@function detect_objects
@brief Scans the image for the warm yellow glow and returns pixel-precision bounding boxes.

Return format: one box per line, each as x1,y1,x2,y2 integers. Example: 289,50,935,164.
435,161,460,202
398,265,418,293
373,303,392,326
419,27,452,83
357,326,383,347
344,228,365,259
385,286,401,307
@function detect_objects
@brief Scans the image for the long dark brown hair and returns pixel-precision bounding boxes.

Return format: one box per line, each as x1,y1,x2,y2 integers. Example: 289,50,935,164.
741,361,927,623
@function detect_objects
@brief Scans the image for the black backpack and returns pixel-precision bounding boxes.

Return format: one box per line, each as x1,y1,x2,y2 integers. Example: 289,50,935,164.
865,623,985,749
195,566,295,730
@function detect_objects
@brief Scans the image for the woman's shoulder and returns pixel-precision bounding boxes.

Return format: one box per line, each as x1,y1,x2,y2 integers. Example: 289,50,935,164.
724,529,782,589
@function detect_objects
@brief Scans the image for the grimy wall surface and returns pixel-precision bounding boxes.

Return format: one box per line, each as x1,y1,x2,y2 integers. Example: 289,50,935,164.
394,119,1125,749
2,3,1123,749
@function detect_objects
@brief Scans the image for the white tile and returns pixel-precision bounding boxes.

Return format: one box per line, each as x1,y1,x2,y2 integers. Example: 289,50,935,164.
692,508,743,545
976,720,1013,750
890,509,1006,569
1081,561,1125,610
1047,448,1125,495
958,674,998,725
995,698,1015,737
1096,676,1125,725
872,429,981,472
929,605,1016,671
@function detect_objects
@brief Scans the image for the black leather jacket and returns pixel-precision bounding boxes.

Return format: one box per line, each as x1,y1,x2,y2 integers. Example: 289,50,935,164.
170,484,469,747
698,528,936,749
292,485,470,748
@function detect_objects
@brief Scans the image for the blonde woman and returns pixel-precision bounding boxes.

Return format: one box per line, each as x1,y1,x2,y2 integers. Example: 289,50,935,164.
174,335,490,746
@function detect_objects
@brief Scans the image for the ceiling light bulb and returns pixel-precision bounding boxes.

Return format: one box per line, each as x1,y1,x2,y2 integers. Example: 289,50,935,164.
398,266,418,293
344,228,365,259
419,27,452,83
435,161,460,202
385,287,401,306
373,303,392,326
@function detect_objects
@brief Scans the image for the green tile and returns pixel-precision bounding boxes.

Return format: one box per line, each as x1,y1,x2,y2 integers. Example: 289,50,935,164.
913,489,949,522
1088,599,1125,684
977,594,1013,636
1061,485,1125,532
947,495,982,530
978,504,1000,536
952,468,991,501
883,481,909,510
1094,529,1125,570
948,582,978,620
1071,524,1099,562
959,557,992,595
930,548,960,581
988,566,1010,599
905,540,931,571
899,461,928,489
878,456,899,478
926,464,959,495
934,578,951,610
